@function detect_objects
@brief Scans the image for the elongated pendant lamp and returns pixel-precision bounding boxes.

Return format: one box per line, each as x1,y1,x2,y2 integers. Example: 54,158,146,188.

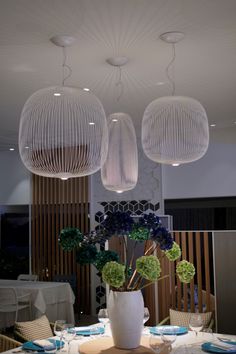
142,32,209,165
101,112,138,193
18,36,108,179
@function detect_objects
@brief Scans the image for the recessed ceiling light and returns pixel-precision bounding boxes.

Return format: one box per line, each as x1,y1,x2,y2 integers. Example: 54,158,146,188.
210,124,216,127
25,146,29,149
172,163,180,167
61,177,68,180
54,93,61,96
83,88,90,92
9,148,15,151
116,190,123,193
89,122,95,125
112,119,118,122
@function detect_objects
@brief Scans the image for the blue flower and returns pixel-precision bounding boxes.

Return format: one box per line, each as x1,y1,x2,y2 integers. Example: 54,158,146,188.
138,213,161,232
101,211,134,237
151,227,173,251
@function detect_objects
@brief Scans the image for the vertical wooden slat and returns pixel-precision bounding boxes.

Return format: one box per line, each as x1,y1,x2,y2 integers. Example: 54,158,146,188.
175,232,182,310
32,175,36,274
39,177,44,278
84,177,89,232
188,231,195,312
55,179,60,275
196,231,203,312
181,232,188,312
203,231,211,311
72,179,76,227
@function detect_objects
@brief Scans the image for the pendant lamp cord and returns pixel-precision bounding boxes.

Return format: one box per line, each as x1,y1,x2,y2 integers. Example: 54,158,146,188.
165,43,176,96
116,66,124,102
62,46,72,86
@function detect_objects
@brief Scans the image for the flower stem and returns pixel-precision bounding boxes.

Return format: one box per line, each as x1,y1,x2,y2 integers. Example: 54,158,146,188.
139,274,170,291
127,269,137,289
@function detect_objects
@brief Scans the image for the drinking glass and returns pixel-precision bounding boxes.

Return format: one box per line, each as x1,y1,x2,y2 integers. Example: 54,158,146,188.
54,320,66,337
143,307,150,324
189,314,203,336
62,324,76,354
54,320,66,349
98,308,109,333
160,327,177,350
149,334,166,354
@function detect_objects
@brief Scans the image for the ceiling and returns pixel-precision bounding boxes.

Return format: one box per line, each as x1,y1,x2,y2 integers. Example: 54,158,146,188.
1,0,236,151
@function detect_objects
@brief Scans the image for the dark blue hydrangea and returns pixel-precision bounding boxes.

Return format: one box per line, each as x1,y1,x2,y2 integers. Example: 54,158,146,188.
138,213,161,232
101,211,134,237
151,227,173,251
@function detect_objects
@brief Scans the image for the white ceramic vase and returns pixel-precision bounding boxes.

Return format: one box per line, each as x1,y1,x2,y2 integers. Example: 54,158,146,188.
108,290,144,349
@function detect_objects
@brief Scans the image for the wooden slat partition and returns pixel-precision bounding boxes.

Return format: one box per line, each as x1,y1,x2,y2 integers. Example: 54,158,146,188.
31,174,90,314
188,232,195,312
157,231,214,322
196,231,203,312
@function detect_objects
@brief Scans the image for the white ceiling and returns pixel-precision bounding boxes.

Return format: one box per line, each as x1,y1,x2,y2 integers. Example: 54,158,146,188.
1,0,236,151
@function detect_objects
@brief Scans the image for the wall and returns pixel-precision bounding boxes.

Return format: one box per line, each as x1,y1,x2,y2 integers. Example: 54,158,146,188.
162,141,236,200
0,151,30,205
213,231,236,334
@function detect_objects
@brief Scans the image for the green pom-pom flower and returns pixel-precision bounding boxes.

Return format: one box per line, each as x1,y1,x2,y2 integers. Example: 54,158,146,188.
136,255,161,281
76,244,98,265
129,226,150,242
94,250,119,273
59,227,83,251
165,242,181,261
102,261,125,288
176,260,195,283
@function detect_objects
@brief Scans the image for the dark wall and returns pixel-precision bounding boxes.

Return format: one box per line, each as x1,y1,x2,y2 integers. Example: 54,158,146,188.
165,197,236,230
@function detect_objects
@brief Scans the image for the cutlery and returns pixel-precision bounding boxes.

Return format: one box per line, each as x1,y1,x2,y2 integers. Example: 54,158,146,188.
218,338,236,343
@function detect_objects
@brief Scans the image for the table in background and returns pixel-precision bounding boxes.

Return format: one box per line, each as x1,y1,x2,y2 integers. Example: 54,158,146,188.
0,279,75,328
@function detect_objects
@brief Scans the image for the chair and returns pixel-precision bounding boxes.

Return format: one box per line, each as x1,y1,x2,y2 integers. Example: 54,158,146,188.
159,289,215,330
14,315,53,342
17,274,38,281
0,288,31,327
0,334,22,353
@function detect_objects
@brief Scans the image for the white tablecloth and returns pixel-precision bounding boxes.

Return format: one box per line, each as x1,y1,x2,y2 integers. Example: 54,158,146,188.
1,326,236,354
0,279,75,328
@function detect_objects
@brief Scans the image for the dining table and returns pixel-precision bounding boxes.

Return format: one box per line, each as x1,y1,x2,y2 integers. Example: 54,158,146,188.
2,325,236,354
0,279,75,328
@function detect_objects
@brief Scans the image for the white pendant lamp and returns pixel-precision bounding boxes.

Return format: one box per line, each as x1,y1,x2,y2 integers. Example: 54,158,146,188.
101,112,138,193
101,57,138,193
19,36,108,179
142,32,209,165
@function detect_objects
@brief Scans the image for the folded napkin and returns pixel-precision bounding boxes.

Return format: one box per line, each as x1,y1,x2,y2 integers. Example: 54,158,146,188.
33,340,55,348
213,341,236,352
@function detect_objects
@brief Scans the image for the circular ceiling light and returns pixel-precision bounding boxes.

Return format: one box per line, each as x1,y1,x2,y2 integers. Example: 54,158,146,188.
142,32,209,165
19,36,108,178
142,96,209,164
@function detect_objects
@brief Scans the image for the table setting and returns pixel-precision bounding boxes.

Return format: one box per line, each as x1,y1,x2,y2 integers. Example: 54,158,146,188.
6,319,236,354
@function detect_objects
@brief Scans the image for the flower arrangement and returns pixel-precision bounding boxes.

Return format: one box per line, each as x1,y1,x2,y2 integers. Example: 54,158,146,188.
59,212,195,291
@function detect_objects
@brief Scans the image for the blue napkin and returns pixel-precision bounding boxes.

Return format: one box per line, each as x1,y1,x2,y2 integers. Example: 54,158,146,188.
202,342,236,353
